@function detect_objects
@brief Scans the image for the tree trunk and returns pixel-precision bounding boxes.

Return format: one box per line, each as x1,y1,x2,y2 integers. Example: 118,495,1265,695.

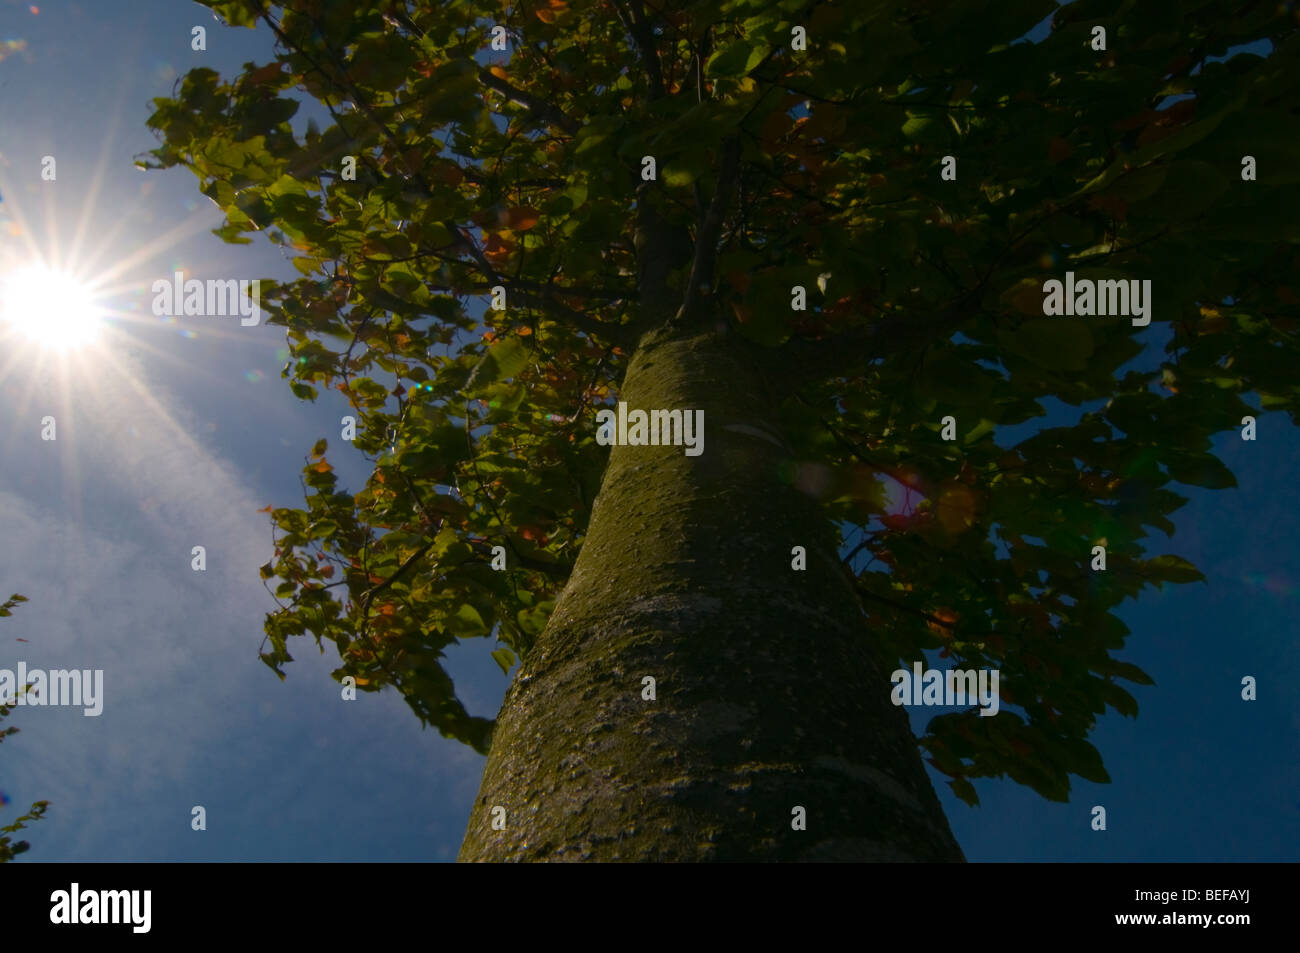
459,323,965,861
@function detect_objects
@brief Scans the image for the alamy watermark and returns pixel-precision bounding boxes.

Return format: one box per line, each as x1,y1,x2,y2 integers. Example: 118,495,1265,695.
0,663,103,716
1042,271,1151,326
890,661,1000,716
595,401,704,456
50,883,150,933
151,271,261,326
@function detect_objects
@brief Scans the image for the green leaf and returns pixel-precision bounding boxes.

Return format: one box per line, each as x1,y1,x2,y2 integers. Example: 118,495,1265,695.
1101,682,1139,718
449,603,487,637
204,1,259,27
948,776,979,806
1096,164,1168,203
1144,554,1205,584
1164,452,1236,489
999,320,1093,371
465,336,530,395
562,181,588,210
1097,659,1156,687
517,601,555,637
663,160,705,188
1063,739,1111,784
705,40,763,79
963,418,997,445
901,116,934,139
1132,161,1228,223
260,653,287,680
308,520,338,540
491,647,516,674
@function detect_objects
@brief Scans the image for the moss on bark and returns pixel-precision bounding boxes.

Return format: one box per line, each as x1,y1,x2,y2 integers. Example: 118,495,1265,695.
458,323,964,861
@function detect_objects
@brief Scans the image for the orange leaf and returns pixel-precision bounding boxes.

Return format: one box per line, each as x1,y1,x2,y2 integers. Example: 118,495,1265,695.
489,65,509,80
506,206,541,231
803,104,845,140
535,8,557,22
245,62,284,87
311,460,333,473
1113,108,1157,132
517,325,533,336
1136,123,1177,149
483,233,516,263
760,110,793,148
934,607,959,624
258,505,273,513
1164,99,1197,124
431,161,463,186
1087,193,1128,222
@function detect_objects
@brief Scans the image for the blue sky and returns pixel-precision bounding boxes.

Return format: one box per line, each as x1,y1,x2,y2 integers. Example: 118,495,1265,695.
0,1,1295,862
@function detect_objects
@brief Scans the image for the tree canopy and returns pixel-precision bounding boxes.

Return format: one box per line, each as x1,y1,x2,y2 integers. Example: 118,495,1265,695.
141,0,1300,809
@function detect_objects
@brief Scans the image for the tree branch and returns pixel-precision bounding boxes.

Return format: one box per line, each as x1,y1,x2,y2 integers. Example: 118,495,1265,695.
767,288,983,394
856,584,957,631
463,279,636,301
477,68,581,135
441,232,635,344
633,179,692,329
612,0,665,99
673,135,742,326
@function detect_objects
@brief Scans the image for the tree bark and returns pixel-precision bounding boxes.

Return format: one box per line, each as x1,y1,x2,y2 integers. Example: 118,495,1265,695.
458,322,965,861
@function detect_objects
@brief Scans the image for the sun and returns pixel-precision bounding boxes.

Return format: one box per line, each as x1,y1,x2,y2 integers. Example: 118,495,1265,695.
0,264,104,350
